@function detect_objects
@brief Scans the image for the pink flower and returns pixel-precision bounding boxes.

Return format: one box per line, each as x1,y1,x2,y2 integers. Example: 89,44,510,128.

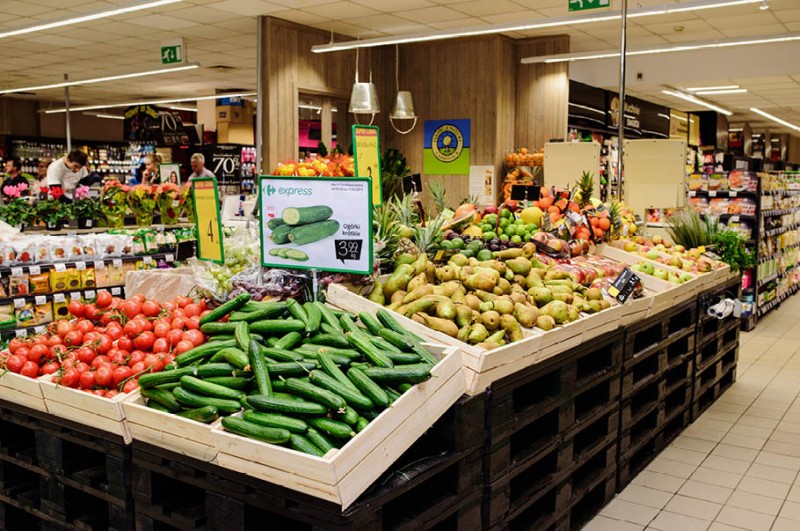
17,182,28,192
3,185,20,199
74,185,90,200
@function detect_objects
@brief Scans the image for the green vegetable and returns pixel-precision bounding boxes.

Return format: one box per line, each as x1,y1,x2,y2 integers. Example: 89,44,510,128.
307,417,355,439
173,388,242,414
202,376,251,390
174,340,236,367
284,379,347,411
141,387,182,412
259,347,304,362
306,428,337,453
289,434,324,456
308,370,374,410
274,331,303,350
304,302,322,335
246,395,328,416
288,220,340,246
200,293,251,326
248,340,272,396
347,333,393,369
221,417,291,444
282,205,333,226
347,368,389,408
362,364,432,384
176,406,219,423
284,249,309,262
267,218,285,230
138,367,197,389
249,320,305,335
242,410,308,434
315,302,341,332
271,224,294,244
179,376,245,400
285,299,309,326
228,302,286,323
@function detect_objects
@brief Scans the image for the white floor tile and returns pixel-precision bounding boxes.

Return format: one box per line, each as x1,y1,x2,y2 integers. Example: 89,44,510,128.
648,511,711,531
582,515,646,531
735,476,791,500
618,485,674,510
664,495,723,520
678,480,733,504
726,490,783,516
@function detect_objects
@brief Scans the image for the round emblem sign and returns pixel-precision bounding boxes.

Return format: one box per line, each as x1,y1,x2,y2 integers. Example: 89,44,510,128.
431,124,464,163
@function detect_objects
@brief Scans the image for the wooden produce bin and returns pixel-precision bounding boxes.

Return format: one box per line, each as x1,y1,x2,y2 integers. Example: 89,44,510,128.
0,370,48,413
210,344,465,509
39,375,131,443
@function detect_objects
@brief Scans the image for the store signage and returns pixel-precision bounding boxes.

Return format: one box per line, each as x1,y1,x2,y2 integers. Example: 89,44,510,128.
211,144,242,184
161,38,185,65
192,177,224,264
124,105,201,147
670,110,689,140
569,0,610,12
608,268,640,304
424,119,471,176
352,125,382,206
259,176,373,275
608,95,642,136
469,166,496,206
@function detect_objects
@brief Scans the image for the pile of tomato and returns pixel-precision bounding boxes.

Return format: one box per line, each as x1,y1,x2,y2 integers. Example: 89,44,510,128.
0,291,210,398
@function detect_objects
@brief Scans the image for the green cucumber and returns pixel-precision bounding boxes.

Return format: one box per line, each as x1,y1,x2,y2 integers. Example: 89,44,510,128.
141,387,182,412
173,387,242,414
355,417,370,433
274,331,303,351
199,293,251,326
288,220,340,245
303,302,322,335
234,322,251,352
284,250,309,262
200,322,239,335
242,410,307,434
138,367,197,389
246,395,328,415
317,353,360,393
315,303,342,331
176,406,219,423
154,382,181,391
266,337,279,347
289,434,325,456
308,370,374,410
398,383,413,393
175,340,237,367
347,333,393,369
306,428,337,453
307,417,355,439
334,406,360,427
208,334,235,342
179,376,246,400
380,328,439,366
212,347,249,370
146,400,171,413
297,345,362,360
282,205,333,226
284,379,346,411
270,224,294,244
221,416,291,444
267,218,285,230
303,334,351,349
202,376,251,390
384,351,422,365
298,351,352,367
229,303,286,323
384,387,401,403
369,336,403,354
261,361,317,377
285,299,309,327
320,323,345,337
248,340,272,396
362,365,432,384
195,363,243,378
259,347,304,363
347,368,389,408
358,312,385,337
249,320,305,335
339,314,363,336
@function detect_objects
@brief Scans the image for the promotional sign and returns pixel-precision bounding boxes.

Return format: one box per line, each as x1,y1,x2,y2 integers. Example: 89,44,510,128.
124,105,201,147
160,163,181,185
352,125,382,206
211,144,242,185
424,119,471,175
569,0,610,11
191,178,224,264
468,165,495,206
608,268,640,304
259,176,373,275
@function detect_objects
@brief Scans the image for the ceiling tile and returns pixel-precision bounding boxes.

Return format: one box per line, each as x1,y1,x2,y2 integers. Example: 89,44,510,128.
206,0,286,17
720,23,787,38
396,6,461,24
301,1,381,20
124,14,202,30
450,0,522,18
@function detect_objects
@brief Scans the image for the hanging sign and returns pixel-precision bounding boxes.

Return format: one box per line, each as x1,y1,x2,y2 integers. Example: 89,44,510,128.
259,176,373,275
211,144,243,184
161,38,185,65
191,177,224,264
424,119,471,175
352,125,382,206
569,0,610,12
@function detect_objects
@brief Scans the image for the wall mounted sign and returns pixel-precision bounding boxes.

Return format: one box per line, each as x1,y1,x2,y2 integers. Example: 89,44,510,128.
423,119,471,175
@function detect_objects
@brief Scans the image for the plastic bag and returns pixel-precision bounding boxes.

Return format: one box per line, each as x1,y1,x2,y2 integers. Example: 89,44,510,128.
228,267,309,302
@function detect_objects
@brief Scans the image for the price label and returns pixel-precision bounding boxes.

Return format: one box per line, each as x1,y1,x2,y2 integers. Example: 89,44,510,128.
111,287,121,295
85,219,93,228
335,240,364,263
143,256,153,265
53,293,66,303
352,125,383,206
165,254,175,263
13,298,25,309
34,296,47,305
54,263,67,272
15,329,27,338
608,268,641,304
10,267,23,277
730,216,740,223
192,178,224,264
730,191,737,197
75,261,87,271
70,292,82,301
688,191,696,197
113,259,123,268
85,290,96,299
94,260,105,270
709,191,717,197
34,326,46,335
28,265,41,275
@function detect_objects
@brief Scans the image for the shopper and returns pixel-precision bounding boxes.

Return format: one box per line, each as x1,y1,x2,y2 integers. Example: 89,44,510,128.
34,159,51,191
1,158,30,199
188,153,215,181
141,153,162,186
46,149,88,200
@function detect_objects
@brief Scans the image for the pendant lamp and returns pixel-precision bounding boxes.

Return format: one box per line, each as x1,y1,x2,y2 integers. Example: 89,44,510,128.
349,45,380,125
390,44,417,135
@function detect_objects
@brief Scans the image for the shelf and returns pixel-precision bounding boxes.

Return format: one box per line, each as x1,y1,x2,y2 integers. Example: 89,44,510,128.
761,209,796,217
0,286,125,306
757,271,779,289
0,252,176,277
757,284,800,317
689,190,756,198
762,190,800,197
758,242,800,264
761,224,800,238
18,222,193,237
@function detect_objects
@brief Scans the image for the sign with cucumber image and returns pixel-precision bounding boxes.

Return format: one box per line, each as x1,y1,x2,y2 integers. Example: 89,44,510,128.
259,176,373,274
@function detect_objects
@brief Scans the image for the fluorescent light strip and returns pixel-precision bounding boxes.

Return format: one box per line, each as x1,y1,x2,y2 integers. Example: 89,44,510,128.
312,0,760,53
95,114,125,120
524,32,800,64
0,0,181,40
693,88,748,95
165,105,197,112
750,107,800,133
662,89,733,116
685,85,739,91
42,92,257,114
0,64,199,96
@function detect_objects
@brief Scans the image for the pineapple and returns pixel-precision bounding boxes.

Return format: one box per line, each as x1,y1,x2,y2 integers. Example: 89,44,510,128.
607,200,622,234
577,171,595,208
427,180,447,217
413,215,446,256
373,202,401,268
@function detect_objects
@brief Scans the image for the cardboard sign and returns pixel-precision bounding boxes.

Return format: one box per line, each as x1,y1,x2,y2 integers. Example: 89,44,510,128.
259,176,373,275
352,125,382,206
192,177,224,264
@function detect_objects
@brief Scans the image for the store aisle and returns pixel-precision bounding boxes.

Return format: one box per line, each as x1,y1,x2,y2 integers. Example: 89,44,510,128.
584,295,800,531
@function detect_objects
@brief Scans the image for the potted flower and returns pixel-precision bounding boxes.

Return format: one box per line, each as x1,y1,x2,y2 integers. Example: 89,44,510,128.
35,188,70,230
181,182,195,223
0,183,34,228
156,182,182,225
100,180,130,228
128,184,157,226
71,185,100,229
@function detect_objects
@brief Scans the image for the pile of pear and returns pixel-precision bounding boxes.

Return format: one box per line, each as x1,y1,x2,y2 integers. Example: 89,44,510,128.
368,243,611,351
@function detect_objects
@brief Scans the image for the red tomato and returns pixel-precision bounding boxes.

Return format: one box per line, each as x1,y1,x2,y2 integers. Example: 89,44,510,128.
174,340,195,354
182,329,205,347
153,322,171,338
40,362,60,375
60,368,80,388
15,347,30,360
166,329,184,346
197,300,208,312
56,320,74,337
75,319,94,334
129,361,146,375
32,336,47,346
79,371,96,389
21,361,39,378
75,347,96,364
123,320,143,338
83,331,100,344
122,380,139,393
95,366,114,388
116,336,134,352
91,390,105,396
131,294,146,304
28,344,49,363
74,362,90,373
50,344,68,359
163,353,175,365
121,300,142,319
171,317,187,330
68,301,86,318
84,304,103,322
105,390,119,399
5,355,24,373
91,356,110,369
105,325,123,342
128,351,146,365
96,290,113,309
185,316,201,331
108,351,127,365
139,319,153,333
8,338,24,354
176,296,192,308
94,335,111,355
171,308,186,319
133,331,155,351
46,335,63,348
183,303,201,318
113,366,133,386
63,330,84,347
162,301,176,311
152,338,170,354
142,300,161,318
200,309,212,319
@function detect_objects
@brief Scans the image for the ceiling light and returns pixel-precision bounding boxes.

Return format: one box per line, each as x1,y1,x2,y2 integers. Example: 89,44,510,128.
312,0,761,53
524,32,800,64
693,88,748,95
670,113,689,122
729,127,744,132
685,85,739,91
41,92,256,114
760,0,770,10
91,113,125,121
0,0,181,40
164,105,197,112
750,108,800,133
0,64,199,96
662,89,733,116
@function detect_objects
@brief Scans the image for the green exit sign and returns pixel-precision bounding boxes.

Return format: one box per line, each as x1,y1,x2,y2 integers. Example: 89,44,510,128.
569,0,610,11
161,44,183,65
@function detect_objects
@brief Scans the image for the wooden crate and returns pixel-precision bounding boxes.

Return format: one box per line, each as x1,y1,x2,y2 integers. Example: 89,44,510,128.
38,376,131,444
211,344,465,509
0,371,47,414
122,391,218,462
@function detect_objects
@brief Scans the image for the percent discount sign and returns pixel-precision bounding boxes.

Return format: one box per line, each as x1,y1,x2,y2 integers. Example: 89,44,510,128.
259,176,373,274
191,177,224,264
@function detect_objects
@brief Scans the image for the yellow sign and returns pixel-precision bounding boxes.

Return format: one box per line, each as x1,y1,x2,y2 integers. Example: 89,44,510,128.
352,125,382,206
192,177,224,263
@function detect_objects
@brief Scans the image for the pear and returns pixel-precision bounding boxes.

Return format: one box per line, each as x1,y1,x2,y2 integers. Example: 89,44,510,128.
526,271,544,289
497,278,512,294
479,298,514,315
553,292,574,305
467,323,489,344
457,325,470,343
509,292,528,305
585,287,603,301
521,242,536,258
464,294,482,311
436,265,458,283
530,287,554,307
473,290,498,303
481,310,501,331
506,257,532,276
418,313,459,337
403,284,433,304
514,303,540,328
535,314,556,331
449,253,468,267
451,289,466,304
435,300,457,321
368,281,385,305
513,274,527,286
496,248,523,260
433,281,460,297
476,341,502,351
567,305,580,322
412,253,428,275
424,261,436,283
391,290,407,305
455,304,475,328
588,300,603,313
465,273,496,292
540,300,570,324
500,314,524,342
486,329,506,345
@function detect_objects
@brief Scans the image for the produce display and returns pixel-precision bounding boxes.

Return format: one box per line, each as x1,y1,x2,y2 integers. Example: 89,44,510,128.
611,236,723,275
137,294,441,457
273,154,355,177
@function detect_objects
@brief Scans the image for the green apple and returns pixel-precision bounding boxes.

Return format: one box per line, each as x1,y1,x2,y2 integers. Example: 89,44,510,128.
654,268,669,280
640,262,655,276
646,250,660,260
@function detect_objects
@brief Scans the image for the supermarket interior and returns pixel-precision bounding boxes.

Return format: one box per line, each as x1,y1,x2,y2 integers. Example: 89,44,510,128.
1,0,800,530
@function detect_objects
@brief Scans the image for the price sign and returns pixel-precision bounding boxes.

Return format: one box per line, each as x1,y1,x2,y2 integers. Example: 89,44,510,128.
607,268,641,304
35,296,47,305
352,125,382,206
53,293,66,303
165,254,175,263
143,256,153,265
94,260,105,270
191,177,224,264
259,176,373,275
34,326,46,335
75,261,87,271
15,329,26,338
212,144,243,184
111,287,121,296
70,292,82,301
10,267,23,277
29,265,41,275
54,264,67,273
85,290,96,299
709,190,717,197
13,298,25,309
113,259,123,268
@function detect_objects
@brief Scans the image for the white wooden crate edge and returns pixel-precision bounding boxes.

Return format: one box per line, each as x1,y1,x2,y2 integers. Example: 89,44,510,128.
0,370,48,413
211,344,465,508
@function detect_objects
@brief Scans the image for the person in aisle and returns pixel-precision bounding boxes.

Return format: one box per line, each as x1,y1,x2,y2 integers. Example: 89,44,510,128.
46,149,88,200
188,153,215,181
78,163,104,187
1,158,30,199
141,153,162,186
34,159,51,192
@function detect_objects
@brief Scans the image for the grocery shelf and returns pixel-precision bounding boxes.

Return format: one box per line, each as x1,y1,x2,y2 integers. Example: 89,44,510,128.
761,224,800,238
762,209,796,217
688,190,756,198
0,252,176,277
758,242,800,264
0,286,125,306
757,284,800,317
18,223,193,237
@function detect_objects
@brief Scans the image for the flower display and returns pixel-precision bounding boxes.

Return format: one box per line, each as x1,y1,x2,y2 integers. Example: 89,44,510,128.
100,180,130,228
156,182,182,225
128,184,157,227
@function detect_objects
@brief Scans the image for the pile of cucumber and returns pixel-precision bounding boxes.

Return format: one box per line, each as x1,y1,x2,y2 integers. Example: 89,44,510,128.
137,293,441,457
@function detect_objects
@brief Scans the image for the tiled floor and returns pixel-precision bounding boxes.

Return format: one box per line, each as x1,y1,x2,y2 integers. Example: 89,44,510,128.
584,294,800,531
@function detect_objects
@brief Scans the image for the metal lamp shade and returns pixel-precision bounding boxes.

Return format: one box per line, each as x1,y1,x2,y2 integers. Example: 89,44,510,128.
390,91,416,119
349,82,380,114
